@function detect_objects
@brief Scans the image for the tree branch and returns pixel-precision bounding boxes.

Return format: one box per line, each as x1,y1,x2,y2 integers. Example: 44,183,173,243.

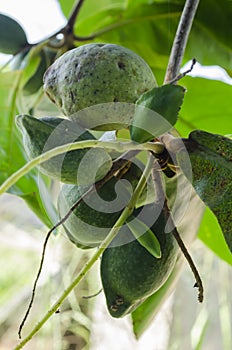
66,0,86,31
164,0,200,84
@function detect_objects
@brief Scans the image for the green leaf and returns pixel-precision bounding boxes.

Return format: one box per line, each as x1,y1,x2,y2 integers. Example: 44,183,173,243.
58,0,125,21
198,208,232,266
188,0,232,71
176,77,232,137
19,45,44,89
0,70,56,228
179,130,232,252
130,84,185,143
74,4,125,36
126,215,161,258
0,14,28,54
57,0,74,18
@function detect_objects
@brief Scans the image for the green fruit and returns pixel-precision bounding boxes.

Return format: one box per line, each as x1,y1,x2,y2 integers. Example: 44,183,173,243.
57,160,144,247
43,43,157,130
100,204,178,317
0,14,28,54
16,115,112,184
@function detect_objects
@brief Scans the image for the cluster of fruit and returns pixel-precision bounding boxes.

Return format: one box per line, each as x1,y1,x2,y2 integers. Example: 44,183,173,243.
16,43,179,317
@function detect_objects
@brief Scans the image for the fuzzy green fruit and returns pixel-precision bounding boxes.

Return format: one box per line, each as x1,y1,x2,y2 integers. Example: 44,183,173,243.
58,160,144,247
100,204,178,317
43,43,157,130
16,114,112,184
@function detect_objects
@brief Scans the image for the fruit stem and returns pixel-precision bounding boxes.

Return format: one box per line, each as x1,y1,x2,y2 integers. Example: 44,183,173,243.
0,140,164,195
164,0,200,83
14,153,154,349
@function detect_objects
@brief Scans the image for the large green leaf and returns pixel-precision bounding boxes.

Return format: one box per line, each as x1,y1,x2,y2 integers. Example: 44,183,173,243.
187,0,232,72
0,70,56,227
176,77,232,137
58,0,126,20
198,208,232,266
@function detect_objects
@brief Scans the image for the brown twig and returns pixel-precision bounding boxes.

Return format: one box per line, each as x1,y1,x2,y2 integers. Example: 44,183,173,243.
152,160,204,303
168,58,197,85
82,289,102,299
66,0,86,31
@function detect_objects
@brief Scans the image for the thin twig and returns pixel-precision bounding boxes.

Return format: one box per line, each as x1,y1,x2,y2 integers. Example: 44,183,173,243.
152,161,204,303
164,0,200,83
170,226,204,303
66,0,86,31
168,58,197,85
82,289,102,299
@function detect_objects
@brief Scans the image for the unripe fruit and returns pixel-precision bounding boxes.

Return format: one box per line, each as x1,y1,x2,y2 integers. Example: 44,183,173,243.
57,161,144,247
100,204,178,317
43,43,157,130
16,115,112,184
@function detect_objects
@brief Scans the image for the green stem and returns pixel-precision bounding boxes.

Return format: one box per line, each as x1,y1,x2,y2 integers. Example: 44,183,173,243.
14,153,154,349
0,140,163,195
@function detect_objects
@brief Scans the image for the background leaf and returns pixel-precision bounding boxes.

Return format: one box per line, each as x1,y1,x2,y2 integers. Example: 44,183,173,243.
187,0,232,73
176,77,232,137
0,70,57,227
198,208,232,266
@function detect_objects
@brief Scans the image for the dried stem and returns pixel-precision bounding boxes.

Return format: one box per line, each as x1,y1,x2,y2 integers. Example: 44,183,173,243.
164,0,200,83
152,161,204,303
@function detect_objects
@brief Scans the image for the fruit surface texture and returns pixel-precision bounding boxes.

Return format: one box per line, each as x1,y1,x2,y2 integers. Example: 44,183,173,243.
100,204,178,317
43,43,157,130
16,114,112,184
58,161,144,247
